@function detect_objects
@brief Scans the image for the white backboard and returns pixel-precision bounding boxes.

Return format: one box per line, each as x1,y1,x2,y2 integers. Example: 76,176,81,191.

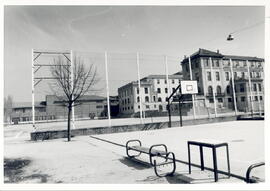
180,80,198,94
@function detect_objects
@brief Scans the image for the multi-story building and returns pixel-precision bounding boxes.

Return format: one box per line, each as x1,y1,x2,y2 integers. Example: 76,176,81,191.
118,73,183,115
181,49,264,113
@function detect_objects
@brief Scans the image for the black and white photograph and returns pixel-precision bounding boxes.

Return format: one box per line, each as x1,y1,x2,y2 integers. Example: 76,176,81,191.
1,1,270,190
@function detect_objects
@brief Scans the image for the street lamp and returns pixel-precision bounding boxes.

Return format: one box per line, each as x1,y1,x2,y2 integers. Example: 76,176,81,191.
227,34,234,41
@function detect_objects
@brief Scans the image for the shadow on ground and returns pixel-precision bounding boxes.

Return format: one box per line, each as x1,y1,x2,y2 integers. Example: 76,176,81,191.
119,157,152,170
4,158,49,183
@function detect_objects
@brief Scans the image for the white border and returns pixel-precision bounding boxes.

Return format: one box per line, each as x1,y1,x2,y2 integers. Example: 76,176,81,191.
1,0,269,190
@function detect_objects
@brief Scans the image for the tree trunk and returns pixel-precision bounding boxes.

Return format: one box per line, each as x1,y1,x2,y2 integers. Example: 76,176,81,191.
67,103,72,141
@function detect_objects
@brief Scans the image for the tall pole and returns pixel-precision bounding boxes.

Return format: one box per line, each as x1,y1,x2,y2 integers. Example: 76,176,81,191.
70,50,75,129
136,52,143,124
105,51,111,127
209,57,217,117
256,84,262,116
31,49,36,131
165,55,170,97
247,60,254,115
188,57,196,119
229,59,238,116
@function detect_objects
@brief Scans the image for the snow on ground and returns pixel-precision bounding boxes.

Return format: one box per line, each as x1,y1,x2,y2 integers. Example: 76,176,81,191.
4,120,264,184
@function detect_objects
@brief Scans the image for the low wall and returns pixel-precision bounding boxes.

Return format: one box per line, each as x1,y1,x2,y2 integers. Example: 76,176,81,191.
30,116,237,141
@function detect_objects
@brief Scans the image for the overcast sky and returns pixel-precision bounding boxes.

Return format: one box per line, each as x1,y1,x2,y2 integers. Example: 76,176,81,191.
4,6,265,102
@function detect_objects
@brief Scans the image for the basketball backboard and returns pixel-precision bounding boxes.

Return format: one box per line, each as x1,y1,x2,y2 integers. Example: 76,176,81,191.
180,80,198,94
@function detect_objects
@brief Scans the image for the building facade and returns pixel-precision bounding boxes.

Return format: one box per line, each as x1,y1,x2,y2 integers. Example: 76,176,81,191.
118,73,183,116
10,95,119,124
181,49,264,113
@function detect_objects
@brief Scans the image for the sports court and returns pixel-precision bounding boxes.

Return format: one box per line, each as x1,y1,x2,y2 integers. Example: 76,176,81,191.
4,120,264,183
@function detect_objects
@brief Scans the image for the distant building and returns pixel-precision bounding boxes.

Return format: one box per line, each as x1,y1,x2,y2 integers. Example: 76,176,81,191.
118,73,183,116
181,49,264,113
10,95,119,124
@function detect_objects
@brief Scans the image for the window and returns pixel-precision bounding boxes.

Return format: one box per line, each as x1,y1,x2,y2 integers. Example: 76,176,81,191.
172,79,175,84
207,72,211,81
138,105,140,109
145,96,149,102
198,87,201,94
250,72,253,78
209,98,214,103
157,88,161,93
216,72,220,81
179,79,181,84
165,88,168,93
137,88,139,94
144,88,148,94
260,96,263,101
228,98,232,102
253,84,257,91
256,72,260,78
195,61,199,68
172,88,176,92
216,86,222,94
146,105,150,109
208,86,213,94
241,97,246,102
234,72,237,79
218,98,223,103
153,96,156,102
157,79,160,84
137,96,140,103
159,105,163,111
154,105,156,108
195,73,200,81
158,97,162,102
96,105,103,109
216,60,220,67
258,84,262,91
240,84,245,92
225,72,229,81
254,96,258,101
241,72,245,78
165,79,167,84
205,58,209,67
127,98,130,104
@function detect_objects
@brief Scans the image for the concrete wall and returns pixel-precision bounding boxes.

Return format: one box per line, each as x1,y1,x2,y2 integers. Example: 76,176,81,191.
31,116,237,141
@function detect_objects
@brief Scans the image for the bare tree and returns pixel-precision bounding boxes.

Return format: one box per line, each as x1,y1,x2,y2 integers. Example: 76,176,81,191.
4,95,13,124
50,56,98,141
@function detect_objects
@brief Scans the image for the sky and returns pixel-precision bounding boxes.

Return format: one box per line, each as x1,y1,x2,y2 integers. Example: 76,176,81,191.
4,6,265,102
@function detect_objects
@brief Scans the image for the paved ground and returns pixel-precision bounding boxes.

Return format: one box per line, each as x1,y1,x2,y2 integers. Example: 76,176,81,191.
3,120,264,184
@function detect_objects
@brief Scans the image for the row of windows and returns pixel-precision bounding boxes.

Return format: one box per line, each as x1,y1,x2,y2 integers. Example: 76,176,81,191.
206,71,262,81
209,96,263,103
202,59,263,68
207,83,262,95
156,79,181,84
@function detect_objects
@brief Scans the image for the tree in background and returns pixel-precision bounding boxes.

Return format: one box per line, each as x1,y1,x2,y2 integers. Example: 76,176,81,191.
50,56,98,141
4,95,13,124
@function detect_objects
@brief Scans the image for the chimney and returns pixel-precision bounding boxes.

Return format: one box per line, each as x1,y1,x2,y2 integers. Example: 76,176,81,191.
184,55,187,59
217,49,219,54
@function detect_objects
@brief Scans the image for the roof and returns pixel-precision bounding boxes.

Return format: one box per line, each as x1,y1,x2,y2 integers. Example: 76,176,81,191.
181,48,264,63
223,55,264,62
13,102,46,109
182,48,223,63
145,74,182,79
